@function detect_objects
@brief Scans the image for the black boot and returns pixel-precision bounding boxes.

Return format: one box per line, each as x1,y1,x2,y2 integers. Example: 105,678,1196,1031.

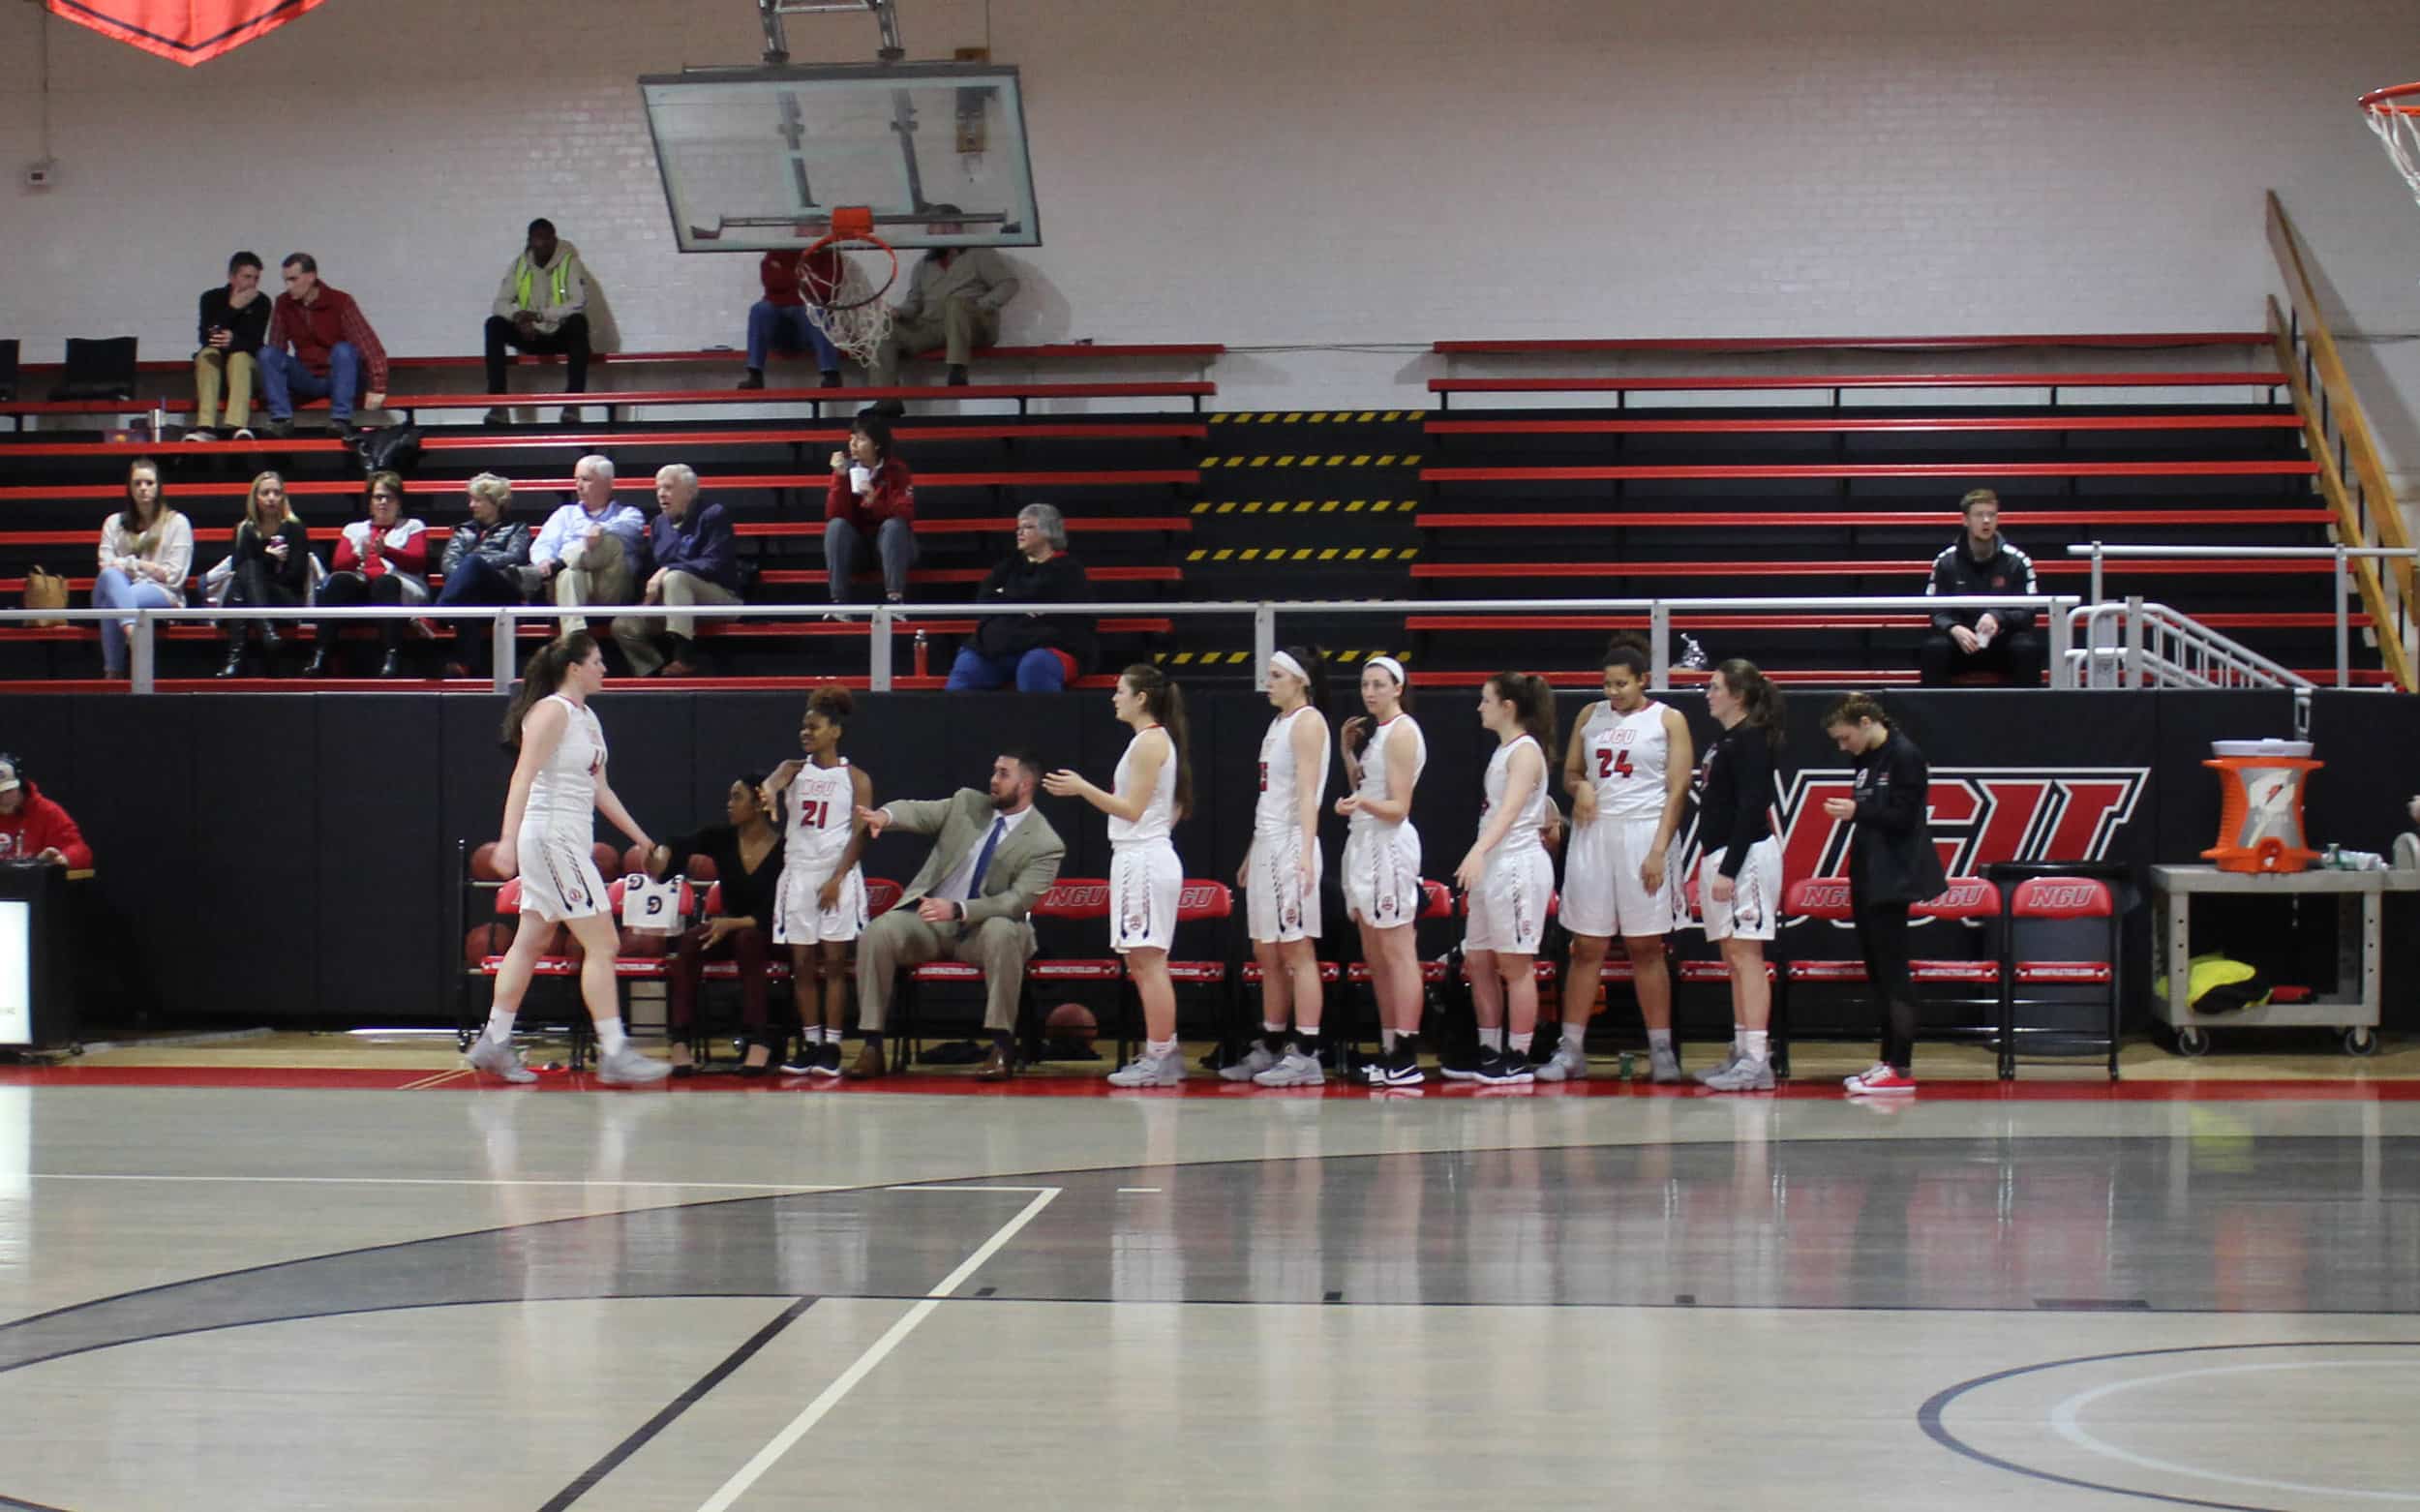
216,635,248,679
736,369,766,391
305,642,333,677
945,364,969,386
378,650,403,678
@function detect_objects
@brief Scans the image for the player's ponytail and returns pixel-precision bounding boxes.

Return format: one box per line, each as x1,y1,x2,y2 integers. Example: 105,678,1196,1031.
1122,663,1194,820
1487,671,1558,751
499,630,599,750
1719,658,1789,752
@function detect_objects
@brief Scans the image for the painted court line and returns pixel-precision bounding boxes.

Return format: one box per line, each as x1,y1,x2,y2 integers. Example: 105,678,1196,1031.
27,1174,845,1192
693,1186,1064,1512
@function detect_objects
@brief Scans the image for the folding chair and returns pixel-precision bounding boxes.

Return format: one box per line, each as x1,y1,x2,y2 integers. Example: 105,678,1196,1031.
51,336,137,402
1998,874,2122,1081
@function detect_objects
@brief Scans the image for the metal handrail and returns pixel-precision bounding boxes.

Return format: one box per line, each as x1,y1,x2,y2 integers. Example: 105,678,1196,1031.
5,592,2084,695
2067,542,2420,688
2066,598,2313,691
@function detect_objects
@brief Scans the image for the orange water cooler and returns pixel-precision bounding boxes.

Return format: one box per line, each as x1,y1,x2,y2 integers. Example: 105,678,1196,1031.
2201,739,2320,874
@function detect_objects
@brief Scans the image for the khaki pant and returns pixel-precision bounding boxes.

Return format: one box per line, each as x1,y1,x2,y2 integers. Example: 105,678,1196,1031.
611,570,742,674
856,907,1034,1033
194,348,257,428
553,531,635,636
869,297,1000,385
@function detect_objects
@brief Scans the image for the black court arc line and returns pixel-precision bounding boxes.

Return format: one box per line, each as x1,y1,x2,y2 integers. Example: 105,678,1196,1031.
1917,1339,2420,1512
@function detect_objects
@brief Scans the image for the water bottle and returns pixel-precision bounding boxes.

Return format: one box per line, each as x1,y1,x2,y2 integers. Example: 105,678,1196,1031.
913,627,928,678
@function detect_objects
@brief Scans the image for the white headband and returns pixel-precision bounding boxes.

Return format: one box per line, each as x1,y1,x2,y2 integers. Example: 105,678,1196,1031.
1366,655,1406,686
1270,650,1309,683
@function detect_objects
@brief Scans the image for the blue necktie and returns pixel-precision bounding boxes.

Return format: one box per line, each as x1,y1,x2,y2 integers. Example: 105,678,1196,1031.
966,817,1007,899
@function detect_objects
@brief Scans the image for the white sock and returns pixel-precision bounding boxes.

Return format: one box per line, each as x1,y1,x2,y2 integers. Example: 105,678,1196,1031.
1743,1030,1770,1064
595,1016,628,1056
1262,1019,1287,1037
1732,1023,1747,1054
804,1025,827,1044
1508,1031,1533,1055
1479,1026,1505,1052
483,1008,517,1044
1147,1038,1178,1059
1648,1028,1674,1054
1561,1021,1588,1052
1381,1028,1398,1051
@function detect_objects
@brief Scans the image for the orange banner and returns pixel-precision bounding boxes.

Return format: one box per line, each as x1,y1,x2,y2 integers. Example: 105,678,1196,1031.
46,0,332,66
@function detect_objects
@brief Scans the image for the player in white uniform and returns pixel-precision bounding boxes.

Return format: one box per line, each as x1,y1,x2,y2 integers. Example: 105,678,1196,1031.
468,631,670,1087
1225,648,1333,1087
1554,637,1695,1084
1337,655,1429,1088
761,684,873,1078
1455,672,1558,1086
1044,664,1193,1086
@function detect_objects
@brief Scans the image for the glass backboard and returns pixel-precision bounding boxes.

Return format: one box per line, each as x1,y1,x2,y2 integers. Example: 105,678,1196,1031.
638,63,1041,252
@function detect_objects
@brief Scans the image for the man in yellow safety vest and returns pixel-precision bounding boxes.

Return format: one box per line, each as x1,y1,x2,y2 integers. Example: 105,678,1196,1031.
484,217,590,426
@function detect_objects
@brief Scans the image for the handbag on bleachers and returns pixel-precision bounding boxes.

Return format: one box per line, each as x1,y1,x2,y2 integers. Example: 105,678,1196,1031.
23,565,67,627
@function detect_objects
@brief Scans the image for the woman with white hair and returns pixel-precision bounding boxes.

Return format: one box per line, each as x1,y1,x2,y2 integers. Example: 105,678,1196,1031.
433,472,535,676
944,500,1097,692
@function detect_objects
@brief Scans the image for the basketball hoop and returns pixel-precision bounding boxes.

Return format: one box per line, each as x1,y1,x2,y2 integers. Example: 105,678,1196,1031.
2359,81,2420,213
798,206,899,368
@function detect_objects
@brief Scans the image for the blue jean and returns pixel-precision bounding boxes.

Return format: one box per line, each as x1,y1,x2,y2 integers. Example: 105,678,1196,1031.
433,554,529,652
824,516,917,602
746,302,840,373
946,645,1071,693
92,566,177,675
258,342,361,421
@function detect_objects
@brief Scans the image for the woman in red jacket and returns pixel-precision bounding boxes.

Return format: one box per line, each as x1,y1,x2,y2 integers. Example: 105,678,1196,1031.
312,470,431,677
823,415,918,610
0,756,93,870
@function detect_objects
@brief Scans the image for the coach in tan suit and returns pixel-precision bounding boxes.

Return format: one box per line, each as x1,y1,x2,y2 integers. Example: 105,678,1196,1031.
849,750,1065,1081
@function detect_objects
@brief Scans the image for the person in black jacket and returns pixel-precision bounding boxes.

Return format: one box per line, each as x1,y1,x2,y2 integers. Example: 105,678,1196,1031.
1823,693,1950,1095
216,470,314,678
1693,659,1789,1093
1921,489,2043,688
944,502,1096,691
650,775,786,1076
191,251,272,441
435,473,537,676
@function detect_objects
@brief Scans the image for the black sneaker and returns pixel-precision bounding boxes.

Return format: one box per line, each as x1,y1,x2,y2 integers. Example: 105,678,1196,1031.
1476,1049,1534,1085
814,1041,844,1077
1437,1048,1483,1082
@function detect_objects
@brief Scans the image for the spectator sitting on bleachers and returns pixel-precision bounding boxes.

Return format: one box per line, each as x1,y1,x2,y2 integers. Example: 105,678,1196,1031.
1921,489,2044,688
612,464,740,679
824,416,916,611
189,251,268,443
0,755,91,870
532,455,648,638
92,457,193,680
863,206,1020,408
435,473,534,676
737,244,843,391
257,253,387,440
483,218,591,427
945,503,1095,693
311,469,431,678
216,470,314,679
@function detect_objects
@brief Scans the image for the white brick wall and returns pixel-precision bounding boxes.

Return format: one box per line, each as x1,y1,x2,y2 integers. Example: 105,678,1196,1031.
2,0,2417,480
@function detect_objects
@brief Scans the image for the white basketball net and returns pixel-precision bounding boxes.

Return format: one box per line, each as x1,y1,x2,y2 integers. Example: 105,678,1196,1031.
802,250,894,368
2364,95,2420,213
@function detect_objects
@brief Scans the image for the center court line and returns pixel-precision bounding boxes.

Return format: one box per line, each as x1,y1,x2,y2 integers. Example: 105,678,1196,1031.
693,1185,1064,1512
27,1174,845,1191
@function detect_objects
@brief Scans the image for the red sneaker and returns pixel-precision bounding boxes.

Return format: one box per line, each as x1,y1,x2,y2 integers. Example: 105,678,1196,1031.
1845,1064,1917,1095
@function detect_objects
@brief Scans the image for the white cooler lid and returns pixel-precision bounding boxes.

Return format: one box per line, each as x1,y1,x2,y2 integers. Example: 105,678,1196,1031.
2210,740,2314,758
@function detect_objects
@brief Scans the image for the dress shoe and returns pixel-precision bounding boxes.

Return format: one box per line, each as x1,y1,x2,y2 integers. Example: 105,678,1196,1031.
945,364,969,386
844,1042,888,1080
659,658,697,679
304,645,333,677
261,417,293,438
736,371,766,391
819,370,843,388
482,407,510,427
976,1044,1017,1081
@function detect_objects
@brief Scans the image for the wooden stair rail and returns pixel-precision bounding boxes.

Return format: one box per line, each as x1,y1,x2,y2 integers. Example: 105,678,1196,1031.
2266,190,2416,690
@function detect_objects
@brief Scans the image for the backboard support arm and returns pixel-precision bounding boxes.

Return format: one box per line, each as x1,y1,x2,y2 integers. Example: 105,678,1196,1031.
760,0,907,66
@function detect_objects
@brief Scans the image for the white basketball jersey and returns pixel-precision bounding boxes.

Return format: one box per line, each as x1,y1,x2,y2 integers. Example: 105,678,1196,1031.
1480,734,1549,850
1255,706,1329,834
527,693,603,832
785,759,856,864
1108,727,1177,844
1585,700,1672,821
1349,714,1426,834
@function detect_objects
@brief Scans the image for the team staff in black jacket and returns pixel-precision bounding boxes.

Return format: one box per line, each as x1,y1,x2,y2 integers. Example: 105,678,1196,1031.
1692,660,1790,1094
1823,694,1949,1095
1921,490,2043,688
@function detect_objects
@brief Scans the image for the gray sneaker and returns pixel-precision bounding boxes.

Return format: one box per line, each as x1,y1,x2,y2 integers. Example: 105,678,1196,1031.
1694,1044,1744,1084
466,1035,535,1084
1220,1043,1280,1082
1253,1049,1325,1087
1649,1043,1684,1084
1703,1057,1775,1092
595,1043,673,1086
1108,1047,1186,1087
1532,1043,1590,1083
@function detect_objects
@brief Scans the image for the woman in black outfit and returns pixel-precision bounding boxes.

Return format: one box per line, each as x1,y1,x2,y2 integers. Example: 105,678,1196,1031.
218,470,314,678
650,775,786,1076
1822,693,1948,1095
1693,659,1789,1093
